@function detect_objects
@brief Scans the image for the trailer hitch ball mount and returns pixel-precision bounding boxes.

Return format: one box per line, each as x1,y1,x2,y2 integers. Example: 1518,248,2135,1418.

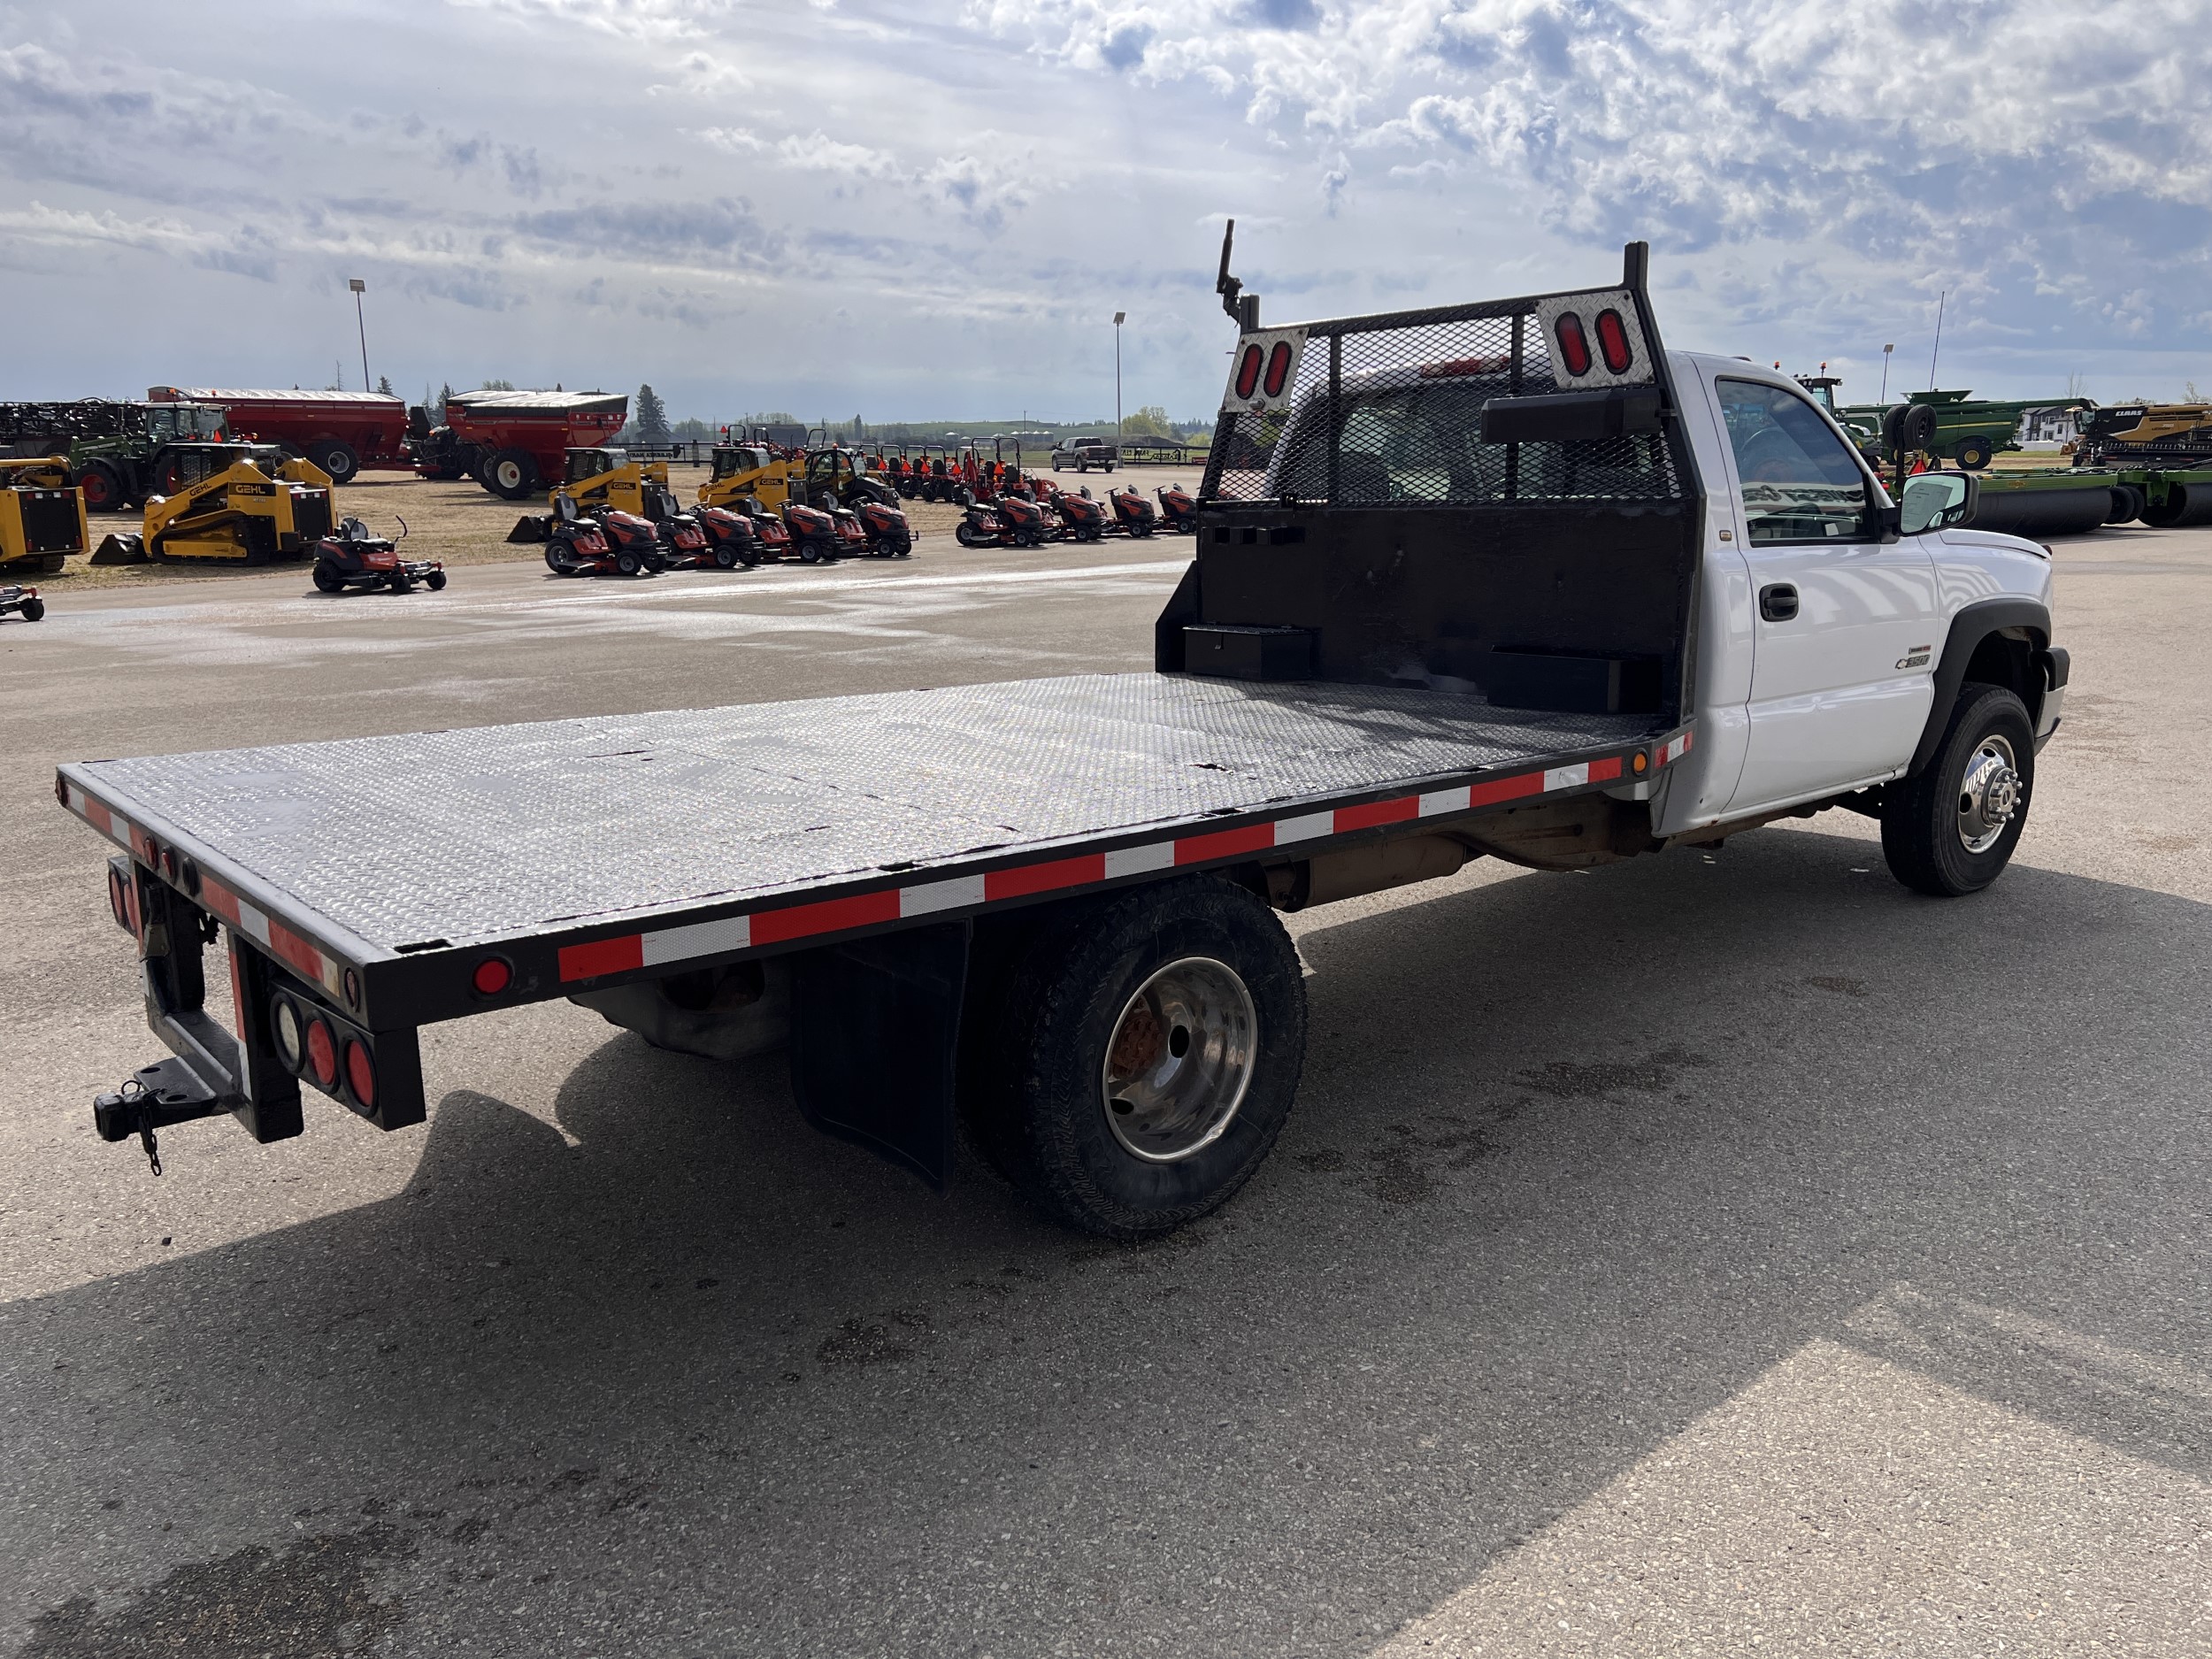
94,1057,241,1176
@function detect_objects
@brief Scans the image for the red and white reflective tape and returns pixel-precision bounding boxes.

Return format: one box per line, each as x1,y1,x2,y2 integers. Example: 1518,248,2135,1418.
557,750,1635,983
1657,729,1694,767
60,777,344,1001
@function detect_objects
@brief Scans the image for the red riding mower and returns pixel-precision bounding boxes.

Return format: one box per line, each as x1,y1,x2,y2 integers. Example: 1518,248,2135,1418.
1156,481,1199,534
837,475,914,557
1109,486,1159,537
956,491,1057,549
543,496,663,577
694,503,767,568
1048,483,1110,542
311,515,447,595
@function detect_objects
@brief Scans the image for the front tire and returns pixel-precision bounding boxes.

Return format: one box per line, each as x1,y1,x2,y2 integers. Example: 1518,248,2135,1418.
1881,682,2035,896
968,875,1307,1239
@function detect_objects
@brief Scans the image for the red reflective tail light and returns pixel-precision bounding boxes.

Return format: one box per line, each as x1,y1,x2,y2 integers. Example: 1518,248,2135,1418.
1555,312,1592,377
1594,309,1633,373
1234,343,1263,399
304,1018,338,1089
344,1040,376,1109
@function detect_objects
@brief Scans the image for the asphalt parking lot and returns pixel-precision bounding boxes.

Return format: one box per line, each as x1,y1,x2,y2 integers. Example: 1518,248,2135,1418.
4,523,2208,1656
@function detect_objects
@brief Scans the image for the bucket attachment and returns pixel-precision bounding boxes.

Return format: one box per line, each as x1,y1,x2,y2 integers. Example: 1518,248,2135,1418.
90,533,148,565
508,515,552,543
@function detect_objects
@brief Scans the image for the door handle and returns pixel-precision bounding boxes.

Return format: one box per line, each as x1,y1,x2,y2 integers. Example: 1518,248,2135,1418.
1759,583,1800,622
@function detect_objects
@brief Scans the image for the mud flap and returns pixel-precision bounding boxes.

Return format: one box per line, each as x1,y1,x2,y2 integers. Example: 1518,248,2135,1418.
90,533,148,565
507,515,551,543
787,921,970,1191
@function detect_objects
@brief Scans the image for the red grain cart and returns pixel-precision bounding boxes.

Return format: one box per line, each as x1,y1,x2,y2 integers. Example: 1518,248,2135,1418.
147,388,408,484
408,390,630,500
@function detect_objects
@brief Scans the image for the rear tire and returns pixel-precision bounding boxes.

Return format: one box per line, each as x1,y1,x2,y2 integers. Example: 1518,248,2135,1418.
966,875,1307,1240
1881,682,2035,896
484,449,539,501
312,565,346,594
307,441,360,483
1954,436,1993,471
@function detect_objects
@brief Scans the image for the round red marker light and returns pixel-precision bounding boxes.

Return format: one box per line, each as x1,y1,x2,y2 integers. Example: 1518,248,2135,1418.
344,1040,376,1109
304,1018,338,1088
471,956,513,997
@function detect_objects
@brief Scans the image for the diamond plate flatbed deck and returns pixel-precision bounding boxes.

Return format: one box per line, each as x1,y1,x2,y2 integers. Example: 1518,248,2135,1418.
62,672,1668,1026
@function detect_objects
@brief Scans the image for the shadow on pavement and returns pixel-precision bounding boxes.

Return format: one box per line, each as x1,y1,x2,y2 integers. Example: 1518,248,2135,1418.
6,828,2208,1656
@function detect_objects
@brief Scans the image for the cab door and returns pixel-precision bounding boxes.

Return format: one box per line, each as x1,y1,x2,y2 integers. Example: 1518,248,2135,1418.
1709,376,1939,813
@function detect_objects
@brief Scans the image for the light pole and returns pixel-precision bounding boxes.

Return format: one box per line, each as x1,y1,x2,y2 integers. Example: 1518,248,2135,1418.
1880,342,1894,402
1113,311,1125,438
349,279,370,393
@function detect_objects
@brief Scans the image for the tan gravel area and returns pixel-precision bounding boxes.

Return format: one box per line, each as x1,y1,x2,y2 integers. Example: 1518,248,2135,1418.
28,463,1201,591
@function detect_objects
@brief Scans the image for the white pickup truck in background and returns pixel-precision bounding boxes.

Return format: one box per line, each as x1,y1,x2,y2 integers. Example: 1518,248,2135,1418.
60,241,2064,1240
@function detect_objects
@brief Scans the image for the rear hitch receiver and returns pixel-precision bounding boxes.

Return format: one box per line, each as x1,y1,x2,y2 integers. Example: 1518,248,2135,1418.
94,1057,242,1176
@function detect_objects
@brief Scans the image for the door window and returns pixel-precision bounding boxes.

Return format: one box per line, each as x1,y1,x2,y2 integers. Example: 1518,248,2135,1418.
1717,380,1873,544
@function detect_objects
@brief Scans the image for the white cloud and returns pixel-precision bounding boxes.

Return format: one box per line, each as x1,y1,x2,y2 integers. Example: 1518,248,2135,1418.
0,0,2204,416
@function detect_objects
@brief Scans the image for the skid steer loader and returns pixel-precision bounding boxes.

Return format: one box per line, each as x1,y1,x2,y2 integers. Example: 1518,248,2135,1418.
90,449,334,565
1,457,91,574
696,442,804,513
507,448,687,542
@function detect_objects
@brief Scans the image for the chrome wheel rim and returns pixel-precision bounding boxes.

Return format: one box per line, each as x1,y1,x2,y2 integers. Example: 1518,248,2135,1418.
1101,956,1256,1164
1957,733,2021,854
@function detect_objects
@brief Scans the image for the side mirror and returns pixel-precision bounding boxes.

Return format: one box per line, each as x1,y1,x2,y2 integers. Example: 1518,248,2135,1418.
1900,471,1977,535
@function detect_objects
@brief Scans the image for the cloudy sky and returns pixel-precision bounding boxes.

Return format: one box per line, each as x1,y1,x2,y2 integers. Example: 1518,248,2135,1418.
3,0,2206,425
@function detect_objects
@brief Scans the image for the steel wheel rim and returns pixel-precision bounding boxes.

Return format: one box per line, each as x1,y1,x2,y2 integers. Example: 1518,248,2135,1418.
1956,732,2021,854
1101,956,1257,1164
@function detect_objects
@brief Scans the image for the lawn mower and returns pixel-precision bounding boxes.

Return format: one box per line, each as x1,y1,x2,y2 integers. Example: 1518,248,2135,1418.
1048,483,1110,542
0,583,44,622
780,499,848,563
1156,482,1198,534
542,496,661,577
311,515,446,595
1108,486,1159,537
694,505,767,568
955,491,1057,549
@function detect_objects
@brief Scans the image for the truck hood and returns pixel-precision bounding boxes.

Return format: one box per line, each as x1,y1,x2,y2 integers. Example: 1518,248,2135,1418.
1936,526,2050,559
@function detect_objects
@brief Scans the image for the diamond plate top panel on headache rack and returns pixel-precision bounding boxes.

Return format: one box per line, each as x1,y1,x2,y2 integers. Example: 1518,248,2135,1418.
79,673,1649,952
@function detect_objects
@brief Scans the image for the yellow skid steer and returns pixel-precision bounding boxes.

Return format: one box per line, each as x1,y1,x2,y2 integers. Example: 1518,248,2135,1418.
508,447,687,541
696,442,803,513
0,457,90,574
92,450,334,565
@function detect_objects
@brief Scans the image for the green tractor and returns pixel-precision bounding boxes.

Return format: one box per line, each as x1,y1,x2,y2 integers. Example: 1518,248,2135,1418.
0,399,234,511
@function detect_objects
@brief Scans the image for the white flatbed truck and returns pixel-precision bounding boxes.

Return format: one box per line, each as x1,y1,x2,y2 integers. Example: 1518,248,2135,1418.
59,241,2065,1238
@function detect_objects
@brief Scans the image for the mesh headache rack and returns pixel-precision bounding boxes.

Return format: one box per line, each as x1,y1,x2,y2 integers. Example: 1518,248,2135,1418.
1201,241,1690,510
